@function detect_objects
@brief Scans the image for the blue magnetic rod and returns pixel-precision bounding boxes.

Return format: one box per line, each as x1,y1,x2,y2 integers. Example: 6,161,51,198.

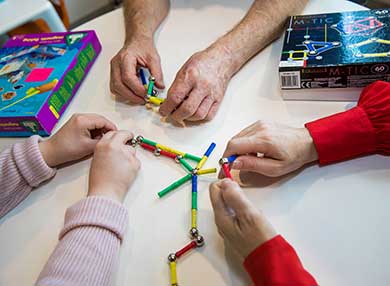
204,142,216,157
227,155,238,164
192,175,198,193
139,68,147,86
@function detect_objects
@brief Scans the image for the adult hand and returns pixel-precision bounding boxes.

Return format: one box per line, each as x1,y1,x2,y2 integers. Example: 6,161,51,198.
88,131,141,203
39,113,117,168
210,179,277,259
159,46,234,123
221,121,318,178
110,36,165,104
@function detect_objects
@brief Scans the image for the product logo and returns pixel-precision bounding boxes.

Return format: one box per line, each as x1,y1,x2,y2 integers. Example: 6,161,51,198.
371,64,389,74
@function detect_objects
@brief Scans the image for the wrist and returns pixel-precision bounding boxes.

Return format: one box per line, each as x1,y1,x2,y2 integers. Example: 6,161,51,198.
203,44,236,80
87,186,125,203
125,32,154,47
300,128,318,164
39,140,58,168
209,37,245,76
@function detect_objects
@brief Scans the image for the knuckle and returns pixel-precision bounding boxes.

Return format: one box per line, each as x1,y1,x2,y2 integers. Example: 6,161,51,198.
170,94,183,105
193,108,207,121
255,120,265,129
72,113,84,124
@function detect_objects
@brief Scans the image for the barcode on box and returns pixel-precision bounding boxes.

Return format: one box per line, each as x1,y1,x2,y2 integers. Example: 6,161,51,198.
280,71,300,89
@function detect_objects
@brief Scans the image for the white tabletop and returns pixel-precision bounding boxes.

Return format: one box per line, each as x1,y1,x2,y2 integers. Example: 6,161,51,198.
2,1,389,286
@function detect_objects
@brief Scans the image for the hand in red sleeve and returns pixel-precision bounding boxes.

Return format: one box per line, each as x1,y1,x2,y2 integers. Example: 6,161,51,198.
209,179,318,286
209,179,277,258
220,121,318,178
306,80,390,164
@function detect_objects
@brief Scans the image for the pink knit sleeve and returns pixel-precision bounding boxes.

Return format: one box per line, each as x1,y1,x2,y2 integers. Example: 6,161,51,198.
36,196,129,286
0,135,56,218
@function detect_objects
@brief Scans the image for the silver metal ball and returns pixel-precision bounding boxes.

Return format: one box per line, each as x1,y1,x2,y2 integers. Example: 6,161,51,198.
168,253,177,262
191,169,198,175
219,158,228,165
129,138,138,147
154,148,161,156
152,89,159,96
189,227,199,238
195,235,205,247
149,76,155,82
175,155,183,163
136,135,144,143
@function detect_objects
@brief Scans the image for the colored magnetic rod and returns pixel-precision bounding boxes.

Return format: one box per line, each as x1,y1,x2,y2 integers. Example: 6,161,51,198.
138,136,202,162
227,155,237,164
158,174,192,198
169,261,178,286
139,142,177,160
191,175,198,229
158,168,217,198
147,76,155,97
168,236,205,263
139,68,147,88
219,157,233,179
147,96,165,106
196,142,216,170
177,156,194,173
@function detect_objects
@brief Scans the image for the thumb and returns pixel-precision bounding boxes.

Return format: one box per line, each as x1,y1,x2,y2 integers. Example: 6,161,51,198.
149,55,165,89
219,179,255,217
231,155,282,177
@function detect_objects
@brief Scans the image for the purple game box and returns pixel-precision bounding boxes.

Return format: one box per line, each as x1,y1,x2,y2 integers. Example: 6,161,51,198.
0,31,101,136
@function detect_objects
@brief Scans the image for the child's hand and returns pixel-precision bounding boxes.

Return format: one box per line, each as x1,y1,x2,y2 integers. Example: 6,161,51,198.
88,131,141,203
210,179,277,259
39,114,117,167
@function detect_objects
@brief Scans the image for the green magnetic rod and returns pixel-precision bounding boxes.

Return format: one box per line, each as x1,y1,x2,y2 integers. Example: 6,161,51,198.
158,174,192,198
140,137,202,162
178,157,194,173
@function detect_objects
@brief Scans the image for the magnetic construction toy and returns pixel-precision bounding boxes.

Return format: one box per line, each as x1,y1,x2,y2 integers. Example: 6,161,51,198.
130,135,237,285
139,68,165,106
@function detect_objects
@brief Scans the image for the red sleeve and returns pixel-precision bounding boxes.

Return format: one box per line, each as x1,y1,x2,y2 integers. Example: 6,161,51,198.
305,81,390,165
244,235,318,286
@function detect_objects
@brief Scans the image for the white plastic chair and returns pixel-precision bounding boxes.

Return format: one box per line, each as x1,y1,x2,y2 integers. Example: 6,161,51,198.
0,0,66,35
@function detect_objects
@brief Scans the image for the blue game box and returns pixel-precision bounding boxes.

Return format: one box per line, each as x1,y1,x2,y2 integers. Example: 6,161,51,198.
279,9,390,100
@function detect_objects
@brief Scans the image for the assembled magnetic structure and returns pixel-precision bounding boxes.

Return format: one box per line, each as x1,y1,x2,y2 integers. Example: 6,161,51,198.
138,68,165,106
130,136,217,286
129,136,238,285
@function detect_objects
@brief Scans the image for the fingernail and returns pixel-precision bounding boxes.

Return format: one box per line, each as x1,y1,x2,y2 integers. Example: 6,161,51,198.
231,160,242,169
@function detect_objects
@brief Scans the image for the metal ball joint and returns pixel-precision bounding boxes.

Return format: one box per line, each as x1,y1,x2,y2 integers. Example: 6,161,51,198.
195,235,205,247
154,148,161,156
191,169,198,175
129,138,138,147
136,135,144,144
175,155,183,163
168,253,177,262
219,158,228,165
189,227,199,238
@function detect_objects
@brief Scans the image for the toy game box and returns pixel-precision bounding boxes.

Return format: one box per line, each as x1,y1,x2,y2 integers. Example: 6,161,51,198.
279,9,390,100
0,31,101,136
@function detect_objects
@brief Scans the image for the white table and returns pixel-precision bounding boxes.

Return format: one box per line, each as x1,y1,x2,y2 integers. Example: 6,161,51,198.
0,0,66,35
2,1,389,286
